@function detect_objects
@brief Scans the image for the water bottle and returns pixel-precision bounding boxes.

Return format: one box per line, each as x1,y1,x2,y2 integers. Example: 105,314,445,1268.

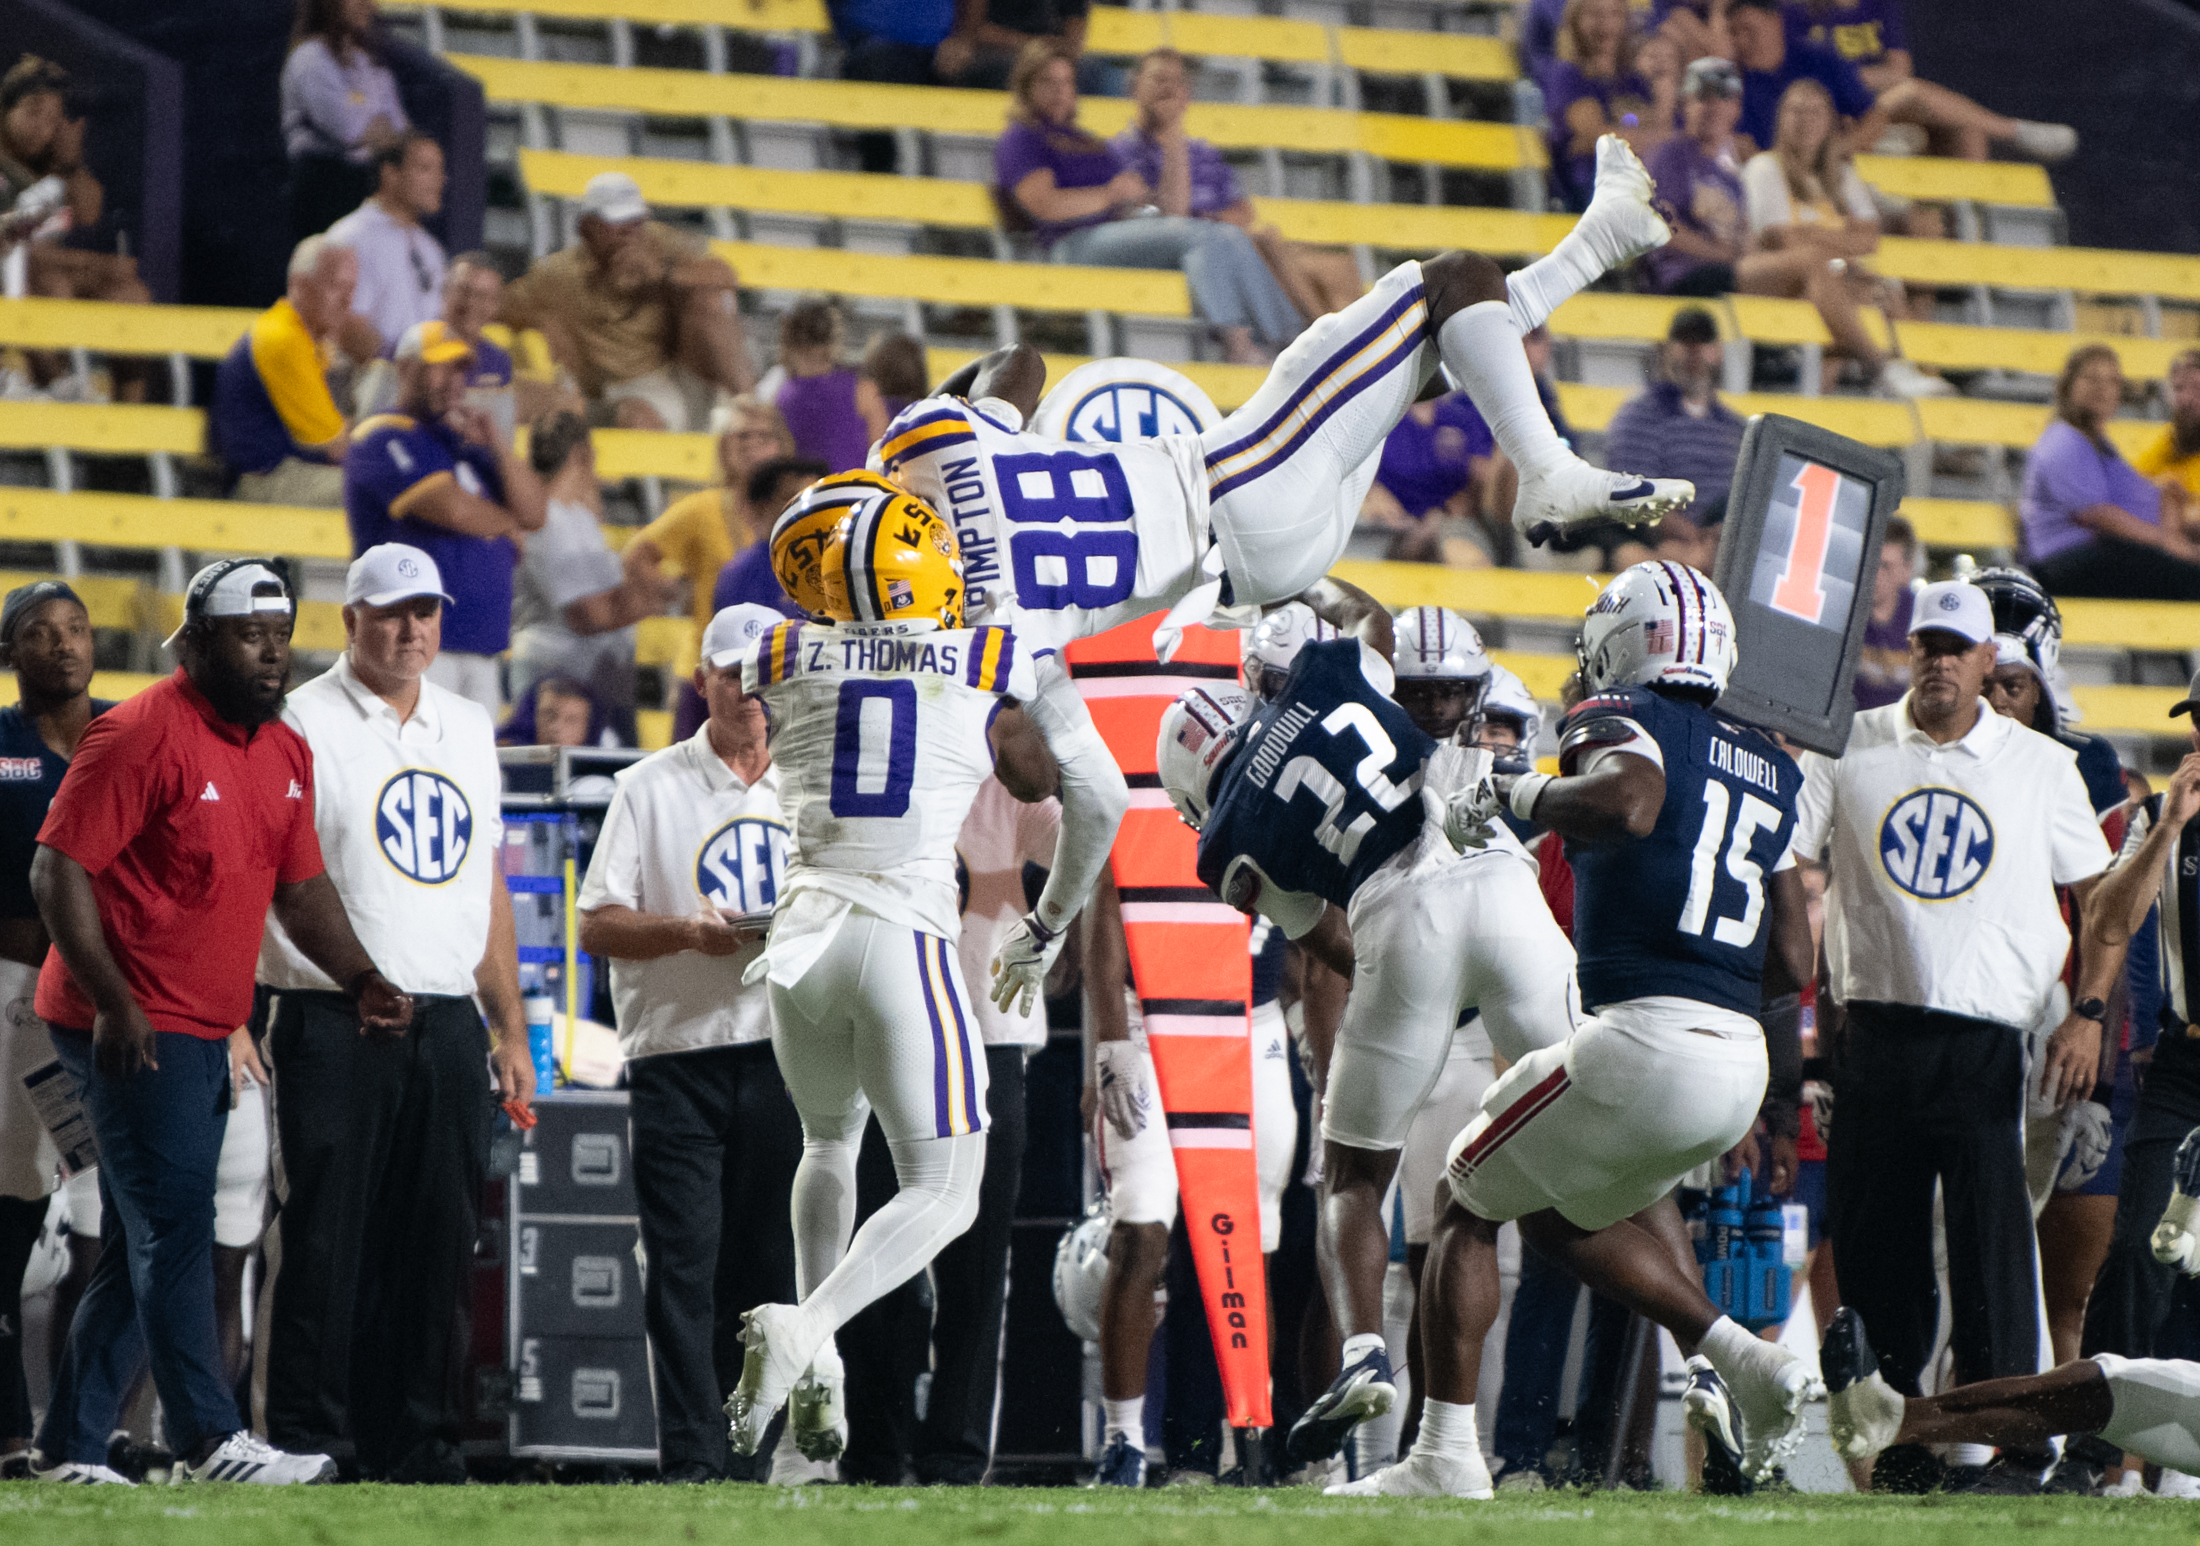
1703,1177,1746,1319
525,993,557,1094
1744,1189,1790,1327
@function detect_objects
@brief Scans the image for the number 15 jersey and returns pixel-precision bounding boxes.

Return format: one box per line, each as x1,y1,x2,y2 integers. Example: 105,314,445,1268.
746,618,1035,940
1560,686,1800,1018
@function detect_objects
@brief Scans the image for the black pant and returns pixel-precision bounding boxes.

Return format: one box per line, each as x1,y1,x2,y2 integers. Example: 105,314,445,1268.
628,1042,803,1479
2031,536,2200,602
2083,1032,2200,1360
1826,1003,2039,1394
841,1045,1026,1484
0,1192,46,1443
263,991,490,1473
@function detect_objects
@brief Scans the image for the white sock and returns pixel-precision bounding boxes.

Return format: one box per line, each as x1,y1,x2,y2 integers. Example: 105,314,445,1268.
1438,303,1568,481
1695,1316,1760,1386
1506,241,1606,337
1417,1399,1480,1464
1103,1396,1144,1445
1342,1332,1387,1371
790,1134,860,1299
1946,1442,1994,1467
796,1132,987,1341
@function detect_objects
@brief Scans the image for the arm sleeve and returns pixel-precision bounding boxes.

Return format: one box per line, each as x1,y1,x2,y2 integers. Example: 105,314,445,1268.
34,717,157,876
635,498,703,578
1839,165,1879,224
576,786,642,912
252,319,345,451
2050,755,2115,886
280,45,348,152
993,122,1046,193
1740,155,1790,236
2031,428,2112,515
1758,991,1804,1139
1790,752,1833,861
1023,665,1131,935
352,427,459,520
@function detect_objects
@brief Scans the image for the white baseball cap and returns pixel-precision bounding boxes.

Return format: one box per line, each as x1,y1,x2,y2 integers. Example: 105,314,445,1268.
701,603,787,670
163,558,293,648
347,543,456,609
578,171,648,226
1908,580,1994,645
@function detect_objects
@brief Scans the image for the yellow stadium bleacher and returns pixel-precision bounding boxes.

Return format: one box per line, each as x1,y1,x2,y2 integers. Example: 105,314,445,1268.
0,402,206,457
0,488,350,561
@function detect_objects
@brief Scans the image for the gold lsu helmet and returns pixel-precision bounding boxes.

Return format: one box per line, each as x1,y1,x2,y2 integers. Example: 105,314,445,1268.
822,484,965,629
770,471,904,617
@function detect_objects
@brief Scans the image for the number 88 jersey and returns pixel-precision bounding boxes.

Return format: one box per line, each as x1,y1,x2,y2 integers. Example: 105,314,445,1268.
1560,686,1801,1018
746,618,1036,939
873,398,1207,655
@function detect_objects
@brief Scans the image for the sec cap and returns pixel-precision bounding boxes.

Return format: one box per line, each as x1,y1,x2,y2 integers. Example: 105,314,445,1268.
347,542,456,609
701,602,788,670
1908,580,1994,645
163,558,293,648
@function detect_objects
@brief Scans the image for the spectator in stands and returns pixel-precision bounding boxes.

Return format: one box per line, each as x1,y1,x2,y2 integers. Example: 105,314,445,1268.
996,40,1300,366
500,172,756,432
711,459,830,621
1652,0,1732,67
2135,349,2200,530
326,131,446,358
861,330,929,421
2024,346,2200,603
1725,0,2074,163
1643,58,1750,297
830,1,977,172
1741,79,1946,398
1853,513,1917,710
1599,307,1744,558
345,320,549,712
957,0,1113,95
1519,0,1570,92
497,676,614,750
768,298,888,475
1360,391,1494,567
1543,0,1660,211
283,0,409,244
512,410,666,744
214,235,358,506
353,252,545,443
623,398,795,740
1110,49,1362,326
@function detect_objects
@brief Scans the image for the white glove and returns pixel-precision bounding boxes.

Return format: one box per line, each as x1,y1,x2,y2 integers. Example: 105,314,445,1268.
1443,749,1505,851
1094,1037,1151,1142
2154,1188,2200,1275
989,910,1066,1017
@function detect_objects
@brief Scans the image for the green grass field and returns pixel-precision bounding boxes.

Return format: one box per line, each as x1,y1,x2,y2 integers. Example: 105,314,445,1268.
4,1483,2198,1546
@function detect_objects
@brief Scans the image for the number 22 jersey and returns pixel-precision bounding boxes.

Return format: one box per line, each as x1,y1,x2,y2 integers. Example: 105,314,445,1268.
872,398,1207,657
745,618,1035,942
1560,686,1800,1018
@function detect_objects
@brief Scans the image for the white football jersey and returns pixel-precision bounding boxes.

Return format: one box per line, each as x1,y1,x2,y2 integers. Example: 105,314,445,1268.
870,398,1209,658
746,617,1037,940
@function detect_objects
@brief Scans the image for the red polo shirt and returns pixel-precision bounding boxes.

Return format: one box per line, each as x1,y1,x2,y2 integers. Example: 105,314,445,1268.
35,670,324,1039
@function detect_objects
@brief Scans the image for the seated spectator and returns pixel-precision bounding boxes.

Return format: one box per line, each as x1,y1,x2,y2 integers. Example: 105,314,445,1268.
2134,349,2200,533
1111,49,1361,324
358,252,563,445
2023,345,2200,602
624,397,795,739
0,57,151,397
511,410,671,744
831,1,975,172
1544,0,1663,211
768,298,888,474
501,675,617,749
325,131,446,358
282,0,408,244
344,319,550,712
957,0,1115,95
1642,58,1749,297
996,41,1300,366
1360,393,1494,566
213,235,358,505
861,329,930,420
1598,307,1745,564
1651,0,1732,66
500,172,755,432
1740,79,1946,398
1725,0,2073,162
1852,512,1916,710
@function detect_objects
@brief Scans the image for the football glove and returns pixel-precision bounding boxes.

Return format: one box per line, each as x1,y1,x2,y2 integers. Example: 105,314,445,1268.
990,910,1066,1017
1094,1038,1152,1142
2152,1125,2200,1275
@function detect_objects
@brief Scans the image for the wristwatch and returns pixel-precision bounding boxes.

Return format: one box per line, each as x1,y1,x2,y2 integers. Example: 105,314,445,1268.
2073,996,2108,1023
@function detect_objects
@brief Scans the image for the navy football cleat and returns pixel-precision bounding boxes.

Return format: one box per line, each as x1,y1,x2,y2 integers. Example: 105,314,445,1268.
1286,1344,1397,1465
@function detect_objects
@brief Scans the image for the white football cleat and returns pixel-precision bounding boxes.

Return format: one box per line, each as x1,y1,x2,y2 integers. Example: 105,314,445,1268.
1513,457,1694,547
1324,1448,1493,1499
726,1303,821,1458
1719,1339,1821,1482
1821,1307,1907,1464
788,1339,848,1463
170,1432,336,1485
1572,134,1673,273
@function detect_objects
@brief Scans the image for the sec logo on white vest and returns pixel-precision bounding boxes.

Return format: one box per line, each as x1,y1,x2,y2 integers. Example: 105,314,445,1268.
377,770,473,884
1878,787,1994,900
1031,359,1222,445
695,818,789,914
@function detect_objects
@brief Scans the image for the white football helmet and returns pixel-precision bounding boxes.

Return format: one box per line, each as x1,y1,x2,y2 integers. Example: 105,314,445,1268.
1577,560,1737,697
1156,683,1253,830
1392,606,1491,682
1053,1208,1113,1343
1475,662,1543,752
1241,602,1340,702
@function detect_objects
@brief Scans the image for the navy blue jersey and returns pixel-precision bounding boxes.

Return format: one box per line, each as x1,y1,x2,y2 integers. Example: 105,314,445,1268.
0,701,113,919
1198,639,1434,910
2065,730,2126,817
1249,915,1289,1007
1562,686,1799,1017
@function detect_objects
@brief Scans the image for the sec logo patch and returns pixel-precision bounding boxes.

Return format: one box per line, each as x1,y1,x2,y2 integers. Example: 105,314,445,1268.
695,818,789,914
1879,787,1993,900
377,770,473,884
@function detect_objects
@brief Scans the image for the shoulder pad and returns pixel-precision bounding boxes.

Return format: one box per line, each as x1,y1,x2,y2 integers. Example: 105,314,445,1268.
878,401,978,472
1558,711,1658,777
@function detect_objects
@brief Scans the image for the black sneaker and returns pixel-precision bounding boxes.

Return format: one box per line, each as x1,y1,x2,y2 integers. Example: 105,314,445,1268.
1285,1345,1397,1465
2043,1433,2121,1496
658,1461,719,1485
385,1439,470,1486
105,1432,174,1485
1869,1442,1945,1494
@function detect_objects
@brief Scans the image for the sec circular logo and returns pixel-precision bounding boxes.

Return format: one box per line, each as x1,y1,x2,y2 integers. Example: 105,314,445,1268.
1878,786,1994,900
377,770,473,884
696,818,789,913
1060,383,1209,443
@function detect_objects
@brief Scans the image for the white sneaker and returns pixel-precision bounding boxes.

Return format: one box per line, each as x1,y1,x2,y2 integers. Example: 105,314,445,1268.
1513,457,1694,545
725,1303,821,1458
1325,1448,1493,1499
2104,1469,2147,1497
1725,1345,1822,1482
171,1432,336,1485
1877,358,1954,400
2158,1466,2200,1499
32,1456,135,1485
788,1338,848,1463
1821,1307,1905,1464
1573,134,1673,272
